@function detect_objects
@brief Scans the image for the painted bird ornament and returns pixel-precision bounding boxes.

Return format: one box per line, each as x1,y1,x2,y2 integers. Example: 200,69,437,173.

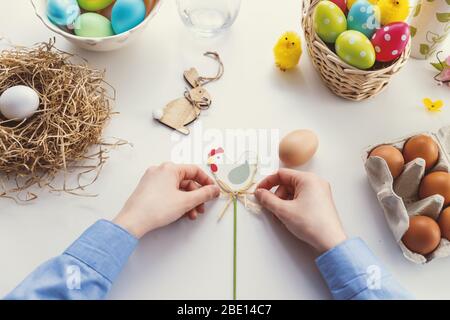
207,148,256,187
274,31,302,71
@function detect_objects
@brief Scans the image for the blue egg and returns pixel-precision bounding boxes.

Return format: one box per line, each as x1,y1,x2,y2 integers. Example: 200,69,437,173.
347,0,380,38
111,0,146,34
47,0,80,26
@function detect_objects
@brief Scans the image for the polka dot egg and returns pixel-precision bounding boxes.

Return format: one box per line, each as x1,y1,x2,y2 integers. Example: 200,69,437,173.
347,0,380,39
313,1,347,43
335,30,376,69
329,0,348,13
371,22,410,62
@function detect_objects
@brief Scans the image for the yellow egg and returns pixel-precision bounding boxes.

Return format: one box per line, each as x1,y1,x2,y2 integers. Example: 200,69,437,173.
279,130,319,167
78,0,114,11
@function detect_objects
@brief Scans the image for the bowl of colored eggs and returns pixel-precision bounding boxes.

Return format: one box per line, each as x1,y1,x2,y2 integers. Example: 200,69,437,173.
302,0,411,101
31,0,162,51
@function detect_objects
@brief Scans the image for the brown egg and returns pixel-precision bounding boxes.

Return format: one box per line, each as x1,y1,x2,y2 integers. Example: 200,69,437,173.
279,130,319,167
369,145,404,179
144,0,156,16
438,207,450,241
402,215,441,255
403,135,439,171
98,1,115,20
419,171,450,206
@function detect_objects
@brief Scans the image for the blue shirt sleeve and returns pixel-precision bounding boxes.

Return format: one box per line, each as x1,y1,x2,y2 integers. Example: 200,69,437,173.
316,237,413,300
4,220,138,300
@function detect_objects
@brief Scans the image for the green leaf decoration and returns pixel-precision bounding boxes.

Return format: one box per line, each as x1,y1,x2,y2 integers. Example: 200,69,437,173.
427,0,435,2
413,4,421,17
420,44,430,55
446,0,450,5
436,13,450,23
434,34,448,43
426,31,440,43
410,26,417,37
431,62,444,71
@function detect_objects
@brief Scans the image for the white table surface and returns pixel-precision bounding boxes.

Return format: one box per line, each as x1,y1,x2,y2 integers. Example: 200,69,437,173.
0,0,449,300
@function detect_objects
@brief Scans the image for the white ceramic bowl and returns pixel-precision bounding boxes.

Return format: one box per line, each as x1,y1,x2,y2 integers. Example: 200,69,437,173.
31,0,163,52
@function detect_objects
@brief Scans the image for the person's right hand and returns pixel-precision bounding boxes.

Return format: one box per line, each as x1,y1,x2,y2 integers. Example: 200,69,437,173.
113,163,220,239
255,169,347,254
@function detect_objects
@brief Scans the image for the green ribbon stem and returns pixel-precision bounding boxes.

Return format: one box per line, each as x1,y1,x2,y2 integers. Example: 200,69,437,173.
233,196,237,300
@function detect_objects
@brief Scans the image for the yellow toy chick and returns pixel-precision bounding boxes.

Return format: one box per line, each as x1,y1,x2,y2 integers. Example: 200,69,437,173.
274,31,302,71
378,0,410,25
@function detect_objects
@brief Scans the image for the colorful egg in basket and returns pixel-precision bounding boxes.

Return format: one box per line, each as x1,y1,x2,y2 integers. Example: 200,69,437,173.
303,0,411,101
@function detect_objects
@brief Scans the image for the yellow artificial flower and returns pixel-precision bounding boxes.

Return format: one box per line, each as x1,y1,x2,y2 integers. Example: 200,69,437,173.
423,98,444,112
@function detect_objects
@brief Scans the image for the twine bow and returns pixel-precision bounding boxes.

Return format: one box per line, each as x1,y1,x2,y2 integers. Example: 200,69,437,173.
184,90,211,110
215,178,261,221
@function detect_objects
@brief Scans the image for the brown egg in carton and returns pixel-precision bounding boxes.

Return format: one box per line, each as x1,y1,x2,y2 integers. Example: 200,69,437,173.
362,126,450,264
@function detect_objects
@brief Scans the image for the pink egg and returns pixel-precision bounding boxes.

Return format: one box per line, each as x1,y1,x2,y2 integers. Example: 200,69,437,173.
329,0,347,13
371,22,410,62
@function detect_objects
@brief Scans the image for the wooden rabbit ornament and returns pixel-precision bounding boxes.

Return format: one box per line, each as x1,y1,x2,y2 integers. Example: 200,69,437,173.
153,52,224,135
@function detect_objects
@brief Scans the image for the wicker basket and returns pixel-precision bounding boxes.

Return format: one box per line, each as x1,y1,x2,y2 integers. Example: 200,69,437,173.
302,0,411,101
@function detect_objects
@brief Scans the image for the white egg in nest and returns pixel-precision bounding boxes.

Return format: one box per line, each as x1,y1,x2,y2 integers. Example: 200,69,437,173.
0,85,40,120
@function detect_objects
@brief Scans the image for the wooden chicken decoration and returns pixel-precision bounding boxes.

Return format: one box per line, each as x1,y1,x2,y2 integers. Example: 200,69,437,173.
207,147,254,186
206,147,261,300
153,52,224,135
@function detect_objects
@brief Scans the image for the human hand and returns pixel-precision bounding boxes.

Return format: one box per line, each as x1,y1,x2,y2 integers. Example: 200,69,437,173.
113,163,220,239
255,169,347,253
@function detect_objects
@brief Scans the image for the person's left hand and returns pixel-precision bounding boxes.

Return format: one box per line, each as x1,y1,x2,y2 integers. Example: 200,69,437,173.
113,163,220,238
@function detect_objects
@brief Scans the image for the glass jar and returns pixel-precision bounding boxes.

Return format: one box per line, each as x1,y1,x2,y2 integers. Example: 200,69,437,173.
176,0,242,37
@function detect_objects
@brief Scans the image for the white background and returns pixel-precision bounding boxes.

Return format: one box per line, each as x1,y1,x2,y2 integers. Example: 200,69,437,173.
0,0,449,299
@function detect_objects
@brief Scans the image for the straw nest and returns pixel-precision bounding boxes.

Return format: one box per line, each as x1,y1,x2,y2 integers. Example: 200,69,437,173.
0,40,121,201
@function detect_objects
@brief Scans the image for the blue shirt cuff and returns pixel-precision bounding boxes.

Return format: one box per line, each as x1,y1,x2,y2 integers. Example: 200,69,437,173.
316,237,391,300
64,220,138,283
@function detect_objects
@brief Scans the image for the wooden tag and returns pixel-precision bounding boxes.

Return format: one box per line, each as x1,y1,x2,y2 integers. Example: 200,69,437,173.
153,52,223,135
153,87,210,135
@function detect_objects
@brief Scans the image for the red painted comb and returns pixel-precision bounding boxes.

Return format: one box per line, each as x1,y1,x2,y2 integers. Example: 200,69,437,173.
209,147,224,157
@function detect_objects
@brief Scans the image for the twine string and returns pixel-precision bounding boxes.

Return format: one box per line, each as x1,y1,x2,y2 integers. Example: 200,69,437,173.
197,51,224,86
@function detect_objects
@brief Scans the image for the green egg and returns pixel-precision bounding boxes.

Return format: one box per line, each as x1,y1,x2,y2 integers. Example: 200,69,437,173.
74,13,114,38
335,30,376,70
313,1,347,43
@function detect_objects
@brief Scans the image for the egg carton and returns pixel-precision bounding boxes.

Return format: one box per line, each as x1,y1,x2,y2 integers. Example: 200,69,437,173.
362,125,450,264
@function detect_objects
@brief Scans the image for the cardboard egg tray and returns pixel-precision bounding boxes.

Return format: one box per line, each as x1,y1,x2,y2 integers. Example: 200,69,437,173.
362,126,450,264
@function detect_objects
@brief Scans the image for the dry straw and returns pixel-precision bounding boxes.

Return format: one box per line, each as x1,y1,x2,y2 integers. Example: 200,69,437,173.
302,0,411,101
0,39,123,202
